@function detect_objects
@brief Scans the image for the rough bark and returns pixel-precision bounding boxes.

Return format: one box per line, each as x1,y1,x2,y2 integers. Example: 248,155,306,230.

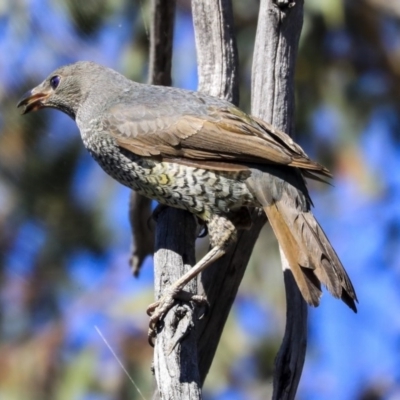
152,208,201,400
191,0,267,384
192,0,239,104
129,1,202,398
251,1,307,399
148,1,203,398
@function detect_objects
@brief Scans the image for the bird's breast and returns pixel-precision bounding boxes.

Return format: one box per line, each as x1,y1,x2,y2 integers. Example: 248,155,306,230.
80,131,257,220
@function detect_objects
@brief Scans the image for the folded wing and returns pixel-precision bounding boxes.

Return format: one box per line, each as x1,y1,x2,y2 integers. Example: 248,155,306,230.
102,102,330,178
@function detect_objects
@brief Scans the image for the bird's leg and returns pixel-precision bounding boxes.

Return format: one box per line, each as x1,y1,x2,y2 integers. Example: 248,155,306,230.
147,213,238,343
147,247,226,344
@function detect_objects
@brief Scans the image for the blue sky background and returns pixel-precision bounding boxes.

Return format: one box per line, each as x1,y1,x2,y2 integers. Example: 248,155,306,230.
0,1,399,399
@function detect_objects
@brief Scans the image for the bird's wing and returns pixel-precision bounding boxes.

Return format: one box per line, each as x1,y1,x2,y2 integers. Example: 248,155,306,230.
102,102,331,177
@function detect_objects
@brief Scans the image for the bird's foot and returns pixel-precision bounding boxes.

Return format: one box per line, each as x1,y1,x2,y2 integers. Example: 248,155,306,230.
147,288,208,346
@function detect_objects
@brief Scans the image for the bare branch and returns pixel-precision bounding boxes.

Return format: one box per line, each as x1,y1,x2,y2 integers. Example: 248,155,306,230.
197,212,266,382
192,0,239,104
148,0,175,86
129,1,201,398
128,0,176,278
128,191,154,277
152,208,202,399
191,0,269,384
251,1,307,398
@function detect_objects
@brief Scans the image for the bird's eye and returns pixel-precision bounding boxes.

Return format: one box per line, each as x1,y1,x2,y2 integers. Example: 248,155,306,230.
50,75,61,89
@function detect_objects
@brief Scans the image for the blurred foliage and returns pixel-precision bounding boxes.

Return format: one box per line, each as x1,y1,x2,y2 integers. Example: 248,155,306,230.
0,0,399,399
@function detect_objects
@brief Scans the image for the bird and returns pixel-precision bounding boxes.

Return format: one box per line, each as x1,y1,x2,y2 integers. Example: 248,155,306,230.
17,61,357,338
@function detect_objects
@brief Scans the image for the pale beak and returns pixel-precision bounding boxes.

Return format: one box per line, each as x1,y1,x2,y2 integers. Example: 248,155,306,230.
17,84,51,114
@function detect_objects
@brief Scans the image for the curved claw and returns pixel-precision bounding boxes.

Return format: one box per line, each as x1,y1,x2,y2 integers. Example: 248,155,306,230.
194,296,209,319
146,291,209,345
146,291,176,344
148,327,157,347
147,300,160,317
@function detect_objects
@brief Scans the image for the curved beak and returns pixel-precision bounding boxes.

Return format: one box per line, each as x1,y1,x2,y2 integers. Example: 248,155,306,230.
17,84,51,114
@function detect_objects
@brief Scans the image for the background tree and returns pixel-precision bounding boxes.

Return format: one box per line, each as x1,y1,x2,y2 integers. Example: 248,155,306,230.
0,1,399,399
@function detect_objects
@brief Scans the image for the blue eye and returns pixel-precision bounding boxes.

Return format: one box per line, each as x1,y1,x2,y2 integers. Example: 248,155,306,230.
50,75,60,89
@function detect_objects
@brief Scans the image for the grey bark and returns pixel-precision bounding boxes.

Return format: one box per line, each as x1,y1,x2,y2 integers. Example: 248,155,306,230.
148,1,203,399
152,208,201,399
191,0,266,384
192,0,239,104
129,1,202,398
251,1,307,399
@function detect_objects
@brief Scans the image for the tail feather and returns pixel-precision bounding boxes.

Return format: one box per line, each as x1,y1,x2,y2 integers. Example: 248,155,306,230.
300,213,357,310
264,204,322,307
264,202,358,312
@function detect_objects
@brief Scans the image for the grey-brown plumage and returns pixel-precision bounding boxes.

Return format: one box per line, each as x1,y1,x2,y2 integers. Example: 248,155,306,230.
17,61,358,333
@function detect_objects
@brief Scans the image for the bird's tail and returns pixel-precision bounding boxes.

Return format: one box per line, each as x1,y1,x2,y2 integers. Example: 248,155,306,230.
263,201,358,312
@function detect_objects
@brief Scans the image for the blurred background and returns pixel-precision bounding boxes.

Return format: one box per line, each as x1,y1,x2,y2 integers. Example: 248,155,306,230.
0,0,399,399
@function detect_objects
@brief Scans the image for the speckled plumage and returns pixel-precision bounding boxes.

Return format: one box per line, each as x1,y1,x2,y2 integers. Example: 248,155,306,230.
18,61,358,322
83,131,256,221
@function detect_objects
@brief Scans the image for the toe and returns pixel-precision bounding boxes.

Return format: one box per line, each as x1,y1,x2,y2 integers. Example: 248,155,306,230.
146,300,159,316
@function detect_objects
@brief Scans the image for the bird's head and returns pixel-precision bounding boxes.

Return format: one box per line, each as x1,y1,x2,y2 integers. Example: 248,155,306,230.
17,61,116,120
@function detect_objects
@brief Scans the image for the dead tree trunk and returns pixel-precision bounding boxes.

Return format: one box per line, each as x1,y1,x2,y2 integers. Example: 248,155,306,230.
133,1,203,399
251,1,307,398
129,1,307,399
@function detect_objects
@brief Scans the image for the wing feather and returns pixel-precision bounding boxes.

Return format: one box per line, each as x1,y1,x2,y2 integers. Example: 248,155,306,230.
102,102,331,179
